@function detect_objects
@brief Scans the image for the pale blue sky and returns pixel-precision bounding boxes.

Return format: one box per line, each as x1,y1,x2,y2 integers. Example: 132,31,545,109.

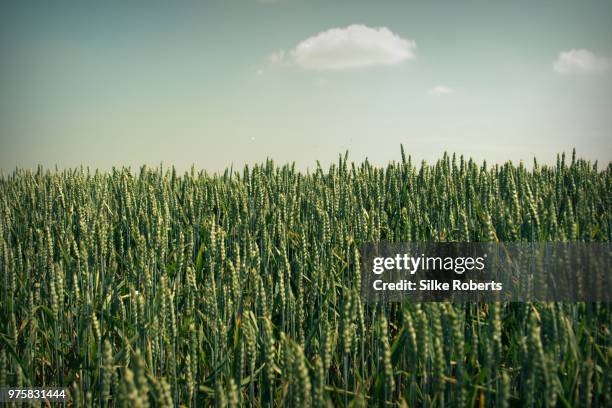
1,0,611,172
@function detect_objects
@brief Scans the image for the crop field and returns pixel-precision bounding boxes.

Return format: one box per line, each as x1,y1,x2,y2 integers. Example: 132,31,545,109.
0,149,610,407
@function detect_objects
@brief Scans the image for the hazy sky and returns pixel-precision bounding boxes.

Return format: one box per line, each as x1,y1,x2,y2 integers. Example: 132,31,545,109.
1,0,611,173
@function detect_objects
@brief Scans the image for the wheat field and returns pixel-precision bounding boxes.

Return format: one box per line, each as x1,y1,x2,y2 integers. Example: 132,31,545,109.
0,148,610,407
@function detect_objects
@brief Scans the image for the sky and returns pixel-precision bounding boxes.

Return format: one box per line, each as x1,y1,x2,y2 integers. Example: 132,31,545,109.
1,0,611,173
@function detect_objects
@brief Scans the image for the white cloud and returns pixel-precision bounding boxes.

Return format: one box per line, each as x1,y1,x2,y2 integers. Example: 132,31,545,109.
272,24,416,70
269,50,286,64
553,49,612,74
428,85,452,95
